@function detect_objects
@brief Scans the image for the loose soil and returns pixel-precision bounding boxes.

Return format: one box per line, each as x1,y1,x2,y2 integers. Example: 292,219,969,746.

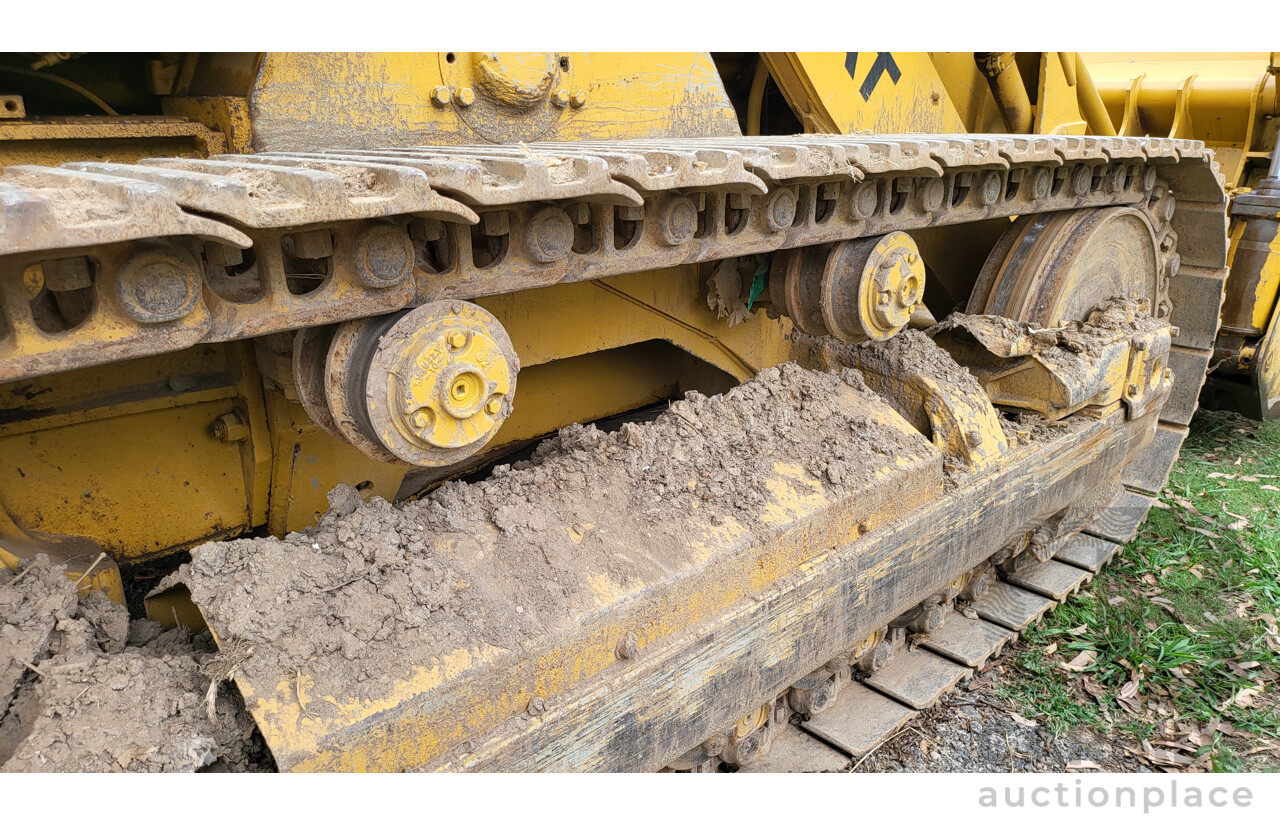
0,556,269,772
172,363,931,731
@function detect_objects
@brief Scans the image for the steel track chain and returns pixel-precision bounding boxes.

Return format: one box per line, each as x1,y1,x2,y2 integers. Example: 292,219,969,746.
0,135,1223,383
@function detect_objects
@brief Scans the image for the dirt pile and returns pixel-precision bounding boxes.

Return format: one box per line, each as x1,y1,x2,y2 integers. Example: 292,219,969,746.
172,363,933,739
0,556,267,772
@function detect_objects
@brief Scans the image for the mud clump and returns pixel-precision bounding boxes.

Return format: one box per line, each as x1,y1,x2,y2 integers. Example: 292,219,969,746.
0,556,267,772
172,362,935,766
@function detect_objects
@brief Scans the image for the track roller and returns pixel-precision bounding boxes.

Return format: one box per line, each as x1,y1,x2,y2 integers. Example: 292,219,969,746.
294,299,519,466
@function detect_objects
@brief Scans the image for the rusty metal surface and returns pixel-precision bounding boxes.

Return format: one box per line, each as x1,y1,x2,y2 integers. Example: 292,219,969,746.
65,157,478,228
0,135,1223,383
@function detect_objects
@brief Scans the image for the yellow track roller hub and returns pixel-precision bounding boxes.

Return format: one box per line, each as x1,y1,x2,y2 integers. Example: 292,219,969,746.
316,300,519,467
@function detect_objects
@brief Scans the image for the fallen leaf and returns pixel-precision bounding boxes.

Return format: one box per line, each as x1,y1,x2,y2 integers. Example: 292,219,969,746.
1061,650,1097,672
1221,503,1250,531
1108,595,1127,606
1009,712,1039,727
1148,748,1194,767
1066,624,1089,635
1081,675,1108,702
1044,642,1058,656
1207,472,1236,479
1230,687,1261,709
1119,680,1140,700
1066,759,1101,771
1262,485,1280,492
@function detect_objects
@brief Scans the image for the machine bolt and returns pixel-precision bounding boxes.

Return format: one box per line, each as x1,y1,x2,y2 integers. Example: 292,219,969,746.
454,86,476,107
1070,165,1092,196
524,206,575,263
727,732,761,765
1031,167,1051,199
430,86,451,107
920,178,945,212
864,639,894,672
211,412,250,443
115,244,202,324
1107,165,1127,192
485,398,502,416
657,196,698,246
481,211,510,236
764,188,798,232
851,182,879,219
527,697,547,716
410,409,434,429
447,331,467,350
551,89,570,108
42,256,92,291
352,224,414,288
616,631,639,660
569,89,587,108
979,170,1003,205
910,603,945,634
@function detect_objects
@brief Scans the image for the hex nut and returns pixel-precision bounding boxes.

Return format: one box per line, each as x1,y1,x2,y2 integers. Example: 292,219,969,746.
430,86,451,107
454,87,476,107
569,89,587,108
552,89,570,108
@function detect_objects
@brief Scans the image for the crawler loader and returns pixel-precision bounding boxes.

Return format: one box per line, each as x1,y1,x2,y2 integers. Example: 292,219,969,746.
0,52,1276,771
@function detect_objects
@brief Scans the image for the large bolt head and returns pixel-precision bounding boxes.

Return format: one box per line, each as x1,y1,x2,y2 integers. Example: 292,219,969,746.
852,182,879,219
865,639,894,672
657,196,698,246
524,206,574,263
353,224,415,287
1031,167,1051,199
979,171,1003,205
1071,165,1092,196
115,244,202,323
765,188,797,232
920,178,945,212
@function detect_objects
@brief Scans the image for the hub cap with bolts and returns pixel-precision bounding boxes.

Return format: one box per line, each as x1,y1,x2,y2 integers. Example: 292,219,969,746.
821,230,927,343
355,300,518,466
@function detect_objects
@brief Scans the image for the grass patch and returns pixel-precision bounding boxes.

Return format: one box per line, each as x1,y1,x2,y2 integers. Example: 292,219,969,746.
997,409,1280,769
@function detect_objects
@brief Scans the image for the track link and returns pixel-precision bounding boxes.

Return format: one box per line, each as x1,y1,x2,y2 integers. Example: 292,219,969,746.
0,135,1222,382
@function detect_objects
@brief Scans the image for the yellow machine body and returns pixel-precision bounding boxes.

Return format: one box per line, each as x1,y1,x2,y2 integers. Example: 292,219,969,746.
0,51,1249,771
